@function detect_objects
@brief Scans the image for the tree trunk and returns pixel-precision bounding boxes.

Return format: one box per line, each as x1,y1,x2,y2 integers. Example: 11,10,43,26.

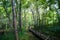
57,0,60,25
35,2,40,27
30,8,36,26
2,0,10,29
18,0,22,31
24,9,26,27
11,0,19,40
5,7,11,28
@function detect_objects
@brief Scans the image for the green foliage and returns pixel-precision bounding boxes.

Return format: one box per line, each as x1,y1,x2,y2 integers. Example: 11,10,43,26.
0,0,60,40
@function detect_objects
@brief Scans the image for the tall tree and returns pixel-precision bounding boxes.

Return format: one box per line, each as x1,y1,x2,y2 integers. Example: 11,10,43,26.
11,0,19,40
17,0,22,31
2,0,11,29
58,0,60,25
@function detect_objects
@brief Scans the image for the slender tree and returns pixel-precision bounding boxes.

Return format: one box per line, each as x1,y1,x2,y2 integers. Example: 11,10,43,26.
11,0,19,40
58,0,60,25
17,0,22,31
2,0,11,29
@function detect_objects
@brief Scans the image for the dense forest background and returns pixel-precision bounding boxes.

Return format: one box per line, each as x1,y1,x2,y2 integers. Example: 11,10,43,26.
0,0,60,40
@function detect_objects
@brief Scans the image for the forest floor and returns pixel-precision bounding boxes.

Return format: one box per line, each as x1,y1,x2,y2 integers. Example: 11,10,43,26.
0,30,39,40
19,30,39,40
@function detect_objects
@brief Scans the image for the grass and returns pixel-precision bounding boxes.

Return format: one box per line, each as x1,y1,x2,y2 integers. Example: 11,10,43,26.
0,30,38,40
0,32,15,40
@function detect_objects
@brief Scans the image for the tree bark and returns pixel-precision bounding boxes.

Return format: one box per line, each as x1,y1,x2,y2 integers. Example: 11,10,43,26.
11,0,19,40
18,0,22,31
30,8,36,26
57,0,60,25
35,1,40,27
